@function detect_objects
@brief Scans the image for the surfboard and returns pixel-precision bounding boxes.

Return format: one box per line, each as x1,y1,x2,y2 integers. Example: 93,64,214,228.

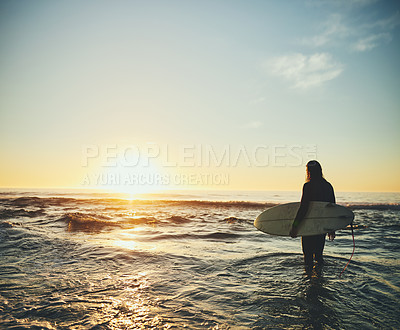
254,201,354,236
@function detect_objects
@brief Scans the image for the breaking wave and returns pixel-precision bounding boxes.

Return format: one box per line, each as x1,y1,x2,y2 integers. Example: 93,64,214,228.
1,196,398,212
60,213,120,232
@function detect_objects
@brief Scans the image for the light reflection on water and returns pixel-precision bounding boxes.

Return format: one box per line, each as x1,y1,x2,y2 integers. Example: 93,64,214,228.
0,191,399,328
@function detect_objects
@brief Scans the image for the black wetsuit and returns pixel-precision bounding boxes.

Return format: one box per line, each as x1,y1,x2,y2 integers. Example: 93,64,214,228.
294,178,335,266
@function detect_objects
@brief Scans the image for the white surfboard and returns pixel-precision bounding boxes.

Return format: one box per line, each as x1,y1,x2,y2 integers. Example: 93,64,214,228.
254,202,354,236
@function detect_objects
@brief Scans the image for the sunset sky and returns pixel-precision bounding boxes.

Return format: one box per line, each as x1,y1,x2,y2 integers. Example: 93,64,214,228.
1,0,399,192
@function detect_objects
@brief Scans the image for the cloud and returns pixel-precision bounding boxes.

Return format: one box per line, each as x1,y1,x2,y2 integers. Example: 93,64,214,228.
266,53,343,89
301,11,400,52
366,11,400,31
352,33,392,52
352,12,400,52
264,5,398,90
301,14,349,47
306,0,379,9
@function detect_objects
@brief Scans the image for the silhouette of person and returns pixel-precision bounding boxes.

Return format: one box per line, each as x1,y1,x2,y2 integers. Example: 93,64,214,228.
289,160,336,266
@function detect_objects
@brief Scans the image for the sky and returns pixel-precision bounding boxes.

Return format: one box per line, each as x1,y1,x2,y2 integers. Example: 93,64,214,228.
0,0,399,193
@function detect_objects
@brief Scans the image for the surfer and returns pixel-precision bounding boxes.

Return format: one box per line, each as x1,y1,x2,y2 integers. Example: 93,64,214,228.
289,160,336,266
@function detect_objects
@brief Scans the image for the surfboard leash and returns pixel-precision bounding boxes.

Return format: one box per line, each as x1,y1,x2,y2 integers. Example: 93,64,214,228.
339,222,355,278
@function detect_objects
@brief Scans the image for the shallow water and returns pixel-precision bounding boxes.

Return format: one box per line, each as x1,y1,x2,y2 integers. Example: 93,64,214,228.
0,190,399,329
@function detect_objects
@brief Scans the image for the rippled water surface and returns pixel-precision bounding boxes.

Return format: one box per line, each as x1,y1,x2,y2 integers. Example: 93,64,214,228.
0,190,399,329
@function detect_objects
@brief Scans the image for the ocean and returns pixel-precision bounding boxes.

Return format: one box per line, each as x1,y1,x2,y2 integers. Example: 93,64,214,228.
0,189,399,329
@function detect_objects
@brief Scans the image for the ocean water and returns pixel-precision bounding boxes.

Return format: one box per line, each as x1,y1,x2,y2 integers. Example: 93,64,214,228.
0,189,399,329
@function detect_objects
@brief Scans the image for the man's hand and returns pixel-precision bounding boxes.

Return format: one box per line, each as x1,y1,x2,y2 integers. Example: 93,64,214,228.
289,225,299,238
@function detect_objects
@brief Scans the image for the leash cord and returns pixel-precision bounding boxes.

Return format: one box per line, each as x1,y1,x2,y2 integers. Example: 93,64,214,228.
339,222,355,278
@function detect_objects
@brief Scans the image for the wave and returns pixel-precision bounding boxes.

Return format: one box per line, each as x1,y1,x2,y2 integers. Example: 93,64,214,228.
0,221,14,228
221,216,251,223
0,196,90,209
346,204,400,211
0,208,46,219
150,200,400,211
1,196,278,209
1,196,399,211
60,213,120,232
125,216,158,225
56,211,247,238
164,215,193,224
147,231,242,241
